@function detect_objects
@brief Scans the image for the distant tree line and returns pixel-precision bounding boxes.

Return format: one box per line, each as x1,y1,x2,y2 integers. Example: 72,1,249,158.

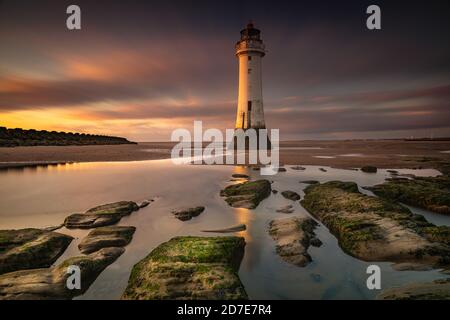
0,127,136,147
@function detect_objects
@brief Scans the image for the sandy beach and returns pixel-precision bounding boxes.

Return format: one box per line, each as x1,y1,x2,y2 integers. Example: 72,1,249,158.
1,140,449,170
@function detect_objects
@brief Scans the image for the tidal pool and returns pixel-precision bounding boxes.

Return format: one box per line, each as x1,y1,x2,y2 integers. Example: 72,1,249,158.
0,160,447,300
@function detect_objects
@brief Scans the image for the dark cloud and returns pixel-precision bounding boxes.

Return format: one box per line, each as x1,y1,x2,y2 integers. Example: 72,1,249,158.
0,0,449,140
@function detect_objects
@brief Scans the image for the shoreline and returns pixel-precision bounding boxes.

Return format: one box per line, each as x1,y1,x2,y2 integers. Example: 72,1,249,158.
0,140,449,171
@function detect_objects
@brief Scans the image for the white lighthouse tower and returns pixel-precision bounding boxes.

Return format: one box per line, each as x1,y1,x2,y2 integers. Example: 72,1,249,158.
235,22,267,131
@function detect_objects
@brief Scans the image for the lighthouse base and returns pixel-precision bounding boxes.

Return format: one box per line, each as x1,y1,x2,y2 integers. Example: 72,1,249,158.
228,128,271,151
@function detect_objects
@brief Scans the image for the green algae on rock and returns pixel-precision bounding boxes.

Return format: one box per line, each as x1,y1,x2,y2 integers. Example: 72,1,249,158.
64,201,140,229
78,226,136,254
368,175,450,215
0,228,73,275
220,180,271,209
301,181,450,270
0,247,124,300
122,236,247,300
377,278,450,300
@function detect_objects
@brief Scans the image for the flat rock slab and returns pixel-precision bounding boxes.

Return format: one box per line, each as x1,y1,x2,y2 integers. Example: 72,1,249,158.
361,165,378,173
231,174,249,179
78,226,136,254
281,190,301,201
276,205,294,214
301,181,450,270
378,278,450,300
64,201,139,229
220,180,271,209
0,228,73,275
269,217,319,267
368,175,450,215
0,247,124,300
172,206,205,221
122,236,247,300
202,224,246,233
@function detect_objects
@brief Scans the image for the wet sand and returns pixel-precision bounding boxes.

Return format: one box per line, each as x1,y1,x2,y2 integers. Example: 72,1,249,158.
1,140,449,170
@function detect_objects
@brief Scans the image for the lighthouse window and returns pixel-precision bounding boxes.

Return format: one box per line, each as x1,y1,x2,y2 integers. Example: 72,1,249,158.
248,101,252,111
248,56,252,61
248,68,252,74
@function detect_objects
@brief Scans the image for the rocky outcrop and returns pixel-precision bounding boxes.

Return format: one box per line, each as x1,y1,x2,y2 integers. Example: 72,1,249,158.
276,205,294,214
202,224,246,233
0,229,73,275
0,247,124,300
300,180,319,185
281,190,301,201
361,166,377,173
269,217,320,267
231,174,249,179
172,207,205,221
377,278,450,300
122,236,247,300
64,201,140,229
78,226,136,254
368,175,450,215
220,180,271,209
301,181,450,270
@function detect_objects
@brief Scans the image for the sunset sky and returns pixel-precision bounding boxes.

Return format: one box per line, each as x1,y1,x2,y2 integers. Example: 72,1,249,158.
0,0,449,141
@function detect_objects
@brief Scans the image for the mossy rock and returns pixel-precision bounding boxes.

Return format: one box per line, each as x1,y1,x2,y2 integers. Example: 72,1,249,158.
301,181,450,268
0,247,124,300
378,278,450,300
0,228,73,275
368,175,450,215
122,236,247,300
220,180,271,209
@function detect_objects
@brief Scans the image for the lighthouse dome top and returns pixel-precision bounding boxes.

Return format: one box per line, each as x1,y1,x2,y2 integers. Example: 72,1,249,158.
240,22,261,41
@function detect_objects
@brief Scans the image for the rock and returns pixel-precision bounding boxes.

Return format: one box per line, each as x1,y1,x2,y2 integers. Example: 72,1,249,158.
138,201,150,208
268,217,319,267
202,224,246,233
231,174,249,179
0,229,73,275
361,166,378,173
172,206,205,221
310,238,323,247
300,180,319,185
276,205,294,214
387,170,399,174
319,168,327,172
301,181,450,269
64,201,140,229
277,167,287,172
272,190,278,194
368,175,450,215
220,180,271,209
78,226,136,254
377,278,450,300
0,247,124,300
291,166,306,171
281,190,301,201
122,236,247,300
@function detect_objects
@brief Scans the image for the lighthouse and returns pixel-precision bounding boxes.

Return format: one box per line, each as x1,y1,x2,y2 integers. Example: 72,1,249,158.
235,22,266,131
232,22,270,150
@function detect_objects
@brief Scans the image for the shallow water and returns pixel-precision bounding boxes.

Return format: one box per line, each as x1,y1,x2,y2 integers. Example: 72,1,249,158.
0,160,448,300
